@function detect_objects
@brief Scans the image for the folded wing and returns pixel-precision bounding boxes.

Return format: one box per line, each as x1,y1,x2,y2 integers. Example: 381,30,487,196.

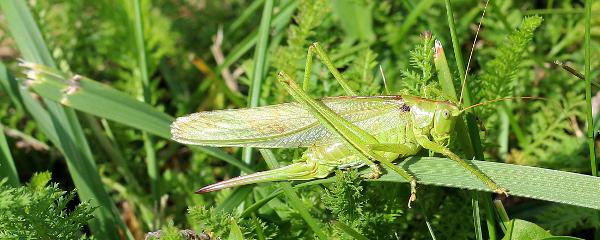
171,97,405,148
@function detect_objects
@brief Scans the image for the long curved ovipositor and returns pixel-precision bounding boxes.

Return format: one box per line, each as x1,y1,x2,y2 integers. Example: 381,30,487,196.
195,158,334,193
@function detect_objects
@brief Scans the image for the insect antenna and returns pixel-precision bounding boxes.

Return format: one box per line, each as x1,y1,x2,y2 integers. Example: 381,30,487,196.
459,96,546,113
379,65,390,95
458,0,491,105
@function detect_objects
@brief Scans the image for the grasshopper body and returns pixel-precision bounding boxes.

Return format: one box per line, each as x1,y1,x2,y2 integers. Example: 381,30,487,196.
172,42,506,205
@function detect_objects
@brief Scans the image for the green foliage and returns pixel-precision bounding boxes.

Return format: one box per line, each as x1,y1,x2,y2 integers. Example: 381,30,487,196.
398,34,448,101
321,170,477,240
322,170,369,238
1,0,599,239
400,34,436,95
535,205,600,235
271,0,330,101
187,206,277,240
0,173,94,239
510,93,588,171
502,219,553,240
474,16,543,103
345,48,380,95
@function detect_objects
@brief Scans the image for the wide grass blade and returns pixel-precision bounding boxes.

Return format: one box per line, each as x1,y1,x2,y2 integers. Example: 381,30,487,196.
375,157,600,210
243,157,600,215
0,1,132,239
20,62,253,174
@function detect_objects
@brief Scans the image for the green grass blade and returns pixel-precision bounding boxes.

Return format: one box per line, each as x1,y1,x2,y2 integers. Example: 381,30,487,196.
227,0,265,34
471,195,484,240
260,149,327,240
0,2,54,67
330,0,374,42
83,115,142,193
374,157,600,210
584,0,598,238
21,62,254,174
442,1,497,238
331,220,369,240
215,186,254,213
216,1,296,74
132,0,160,225
584,0,596,177
0,65,19,187
434,37,489,239
241,157,600,230
242,0,274,165
1,1,131,238
240,178,334,218
393,0,436,46
245,158,600,214
0,124,19,186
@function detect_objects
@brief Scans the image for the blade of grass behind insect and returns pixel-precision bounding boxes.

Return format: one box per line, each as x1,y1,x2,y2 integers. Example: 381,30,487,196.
0,124,19,186
0,64,24,112
330,0,375,42
216,186,254,213
394,0,435,46
227,0,265,35
584,0,596,177
216,1,296,74
242,0,273,165
241,157,600,215
20,63,254,174
83,114,142,193
259,149,327,240
584,1,599,239
0,66,20,187
434,37,486,240
132,0,160,227
414,203,438,240
240,178,335,218
0,2,131,238
331,220,369,240
442,1,496,239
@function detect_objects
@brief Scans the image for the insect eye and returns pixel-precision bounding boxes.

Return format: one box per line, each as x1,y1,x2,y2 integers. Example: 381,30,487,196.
442,110,450,119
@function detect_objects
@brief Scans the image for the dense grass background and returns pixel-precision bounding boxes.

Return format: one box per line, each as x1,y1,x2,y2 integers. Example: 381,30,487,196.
0,0,599,239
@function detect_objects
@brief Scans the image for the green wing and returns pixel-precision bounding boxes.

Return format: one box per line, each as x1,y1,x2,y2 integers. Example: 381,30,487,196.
171,97,406,148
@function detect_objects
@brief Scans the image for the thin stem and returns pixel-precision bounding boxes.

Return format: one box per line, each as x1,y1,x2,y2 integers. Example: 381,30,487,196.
242,0,274,165
524,8,584,15
471,195,483,240
585,0,597,177
444,1,497,239
133,0,160,228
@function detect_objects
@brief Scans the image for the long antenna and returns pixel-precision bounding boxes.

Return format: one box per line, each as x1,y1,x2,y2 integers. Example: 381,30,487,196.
459,0,491,105
460,96,545,113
